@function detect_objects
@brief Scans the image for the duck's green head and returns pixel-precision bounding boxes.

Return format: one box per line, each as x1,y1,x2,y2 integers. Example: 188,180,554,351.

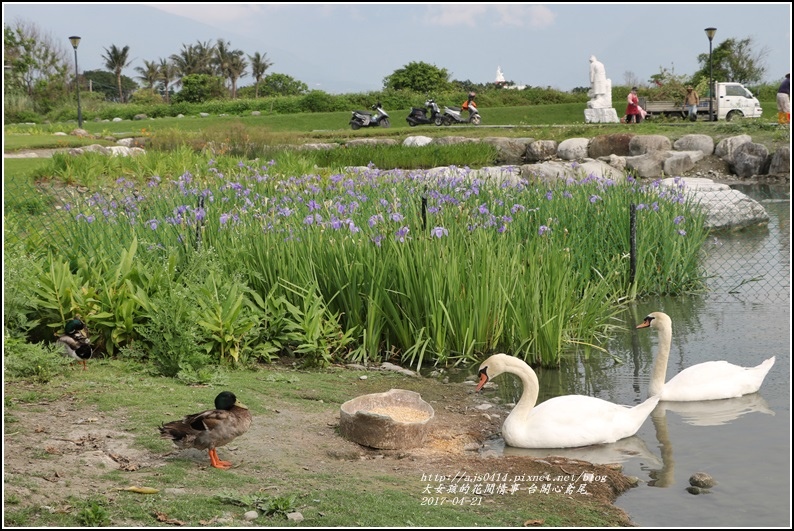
214,391,248,410
65,318,85,334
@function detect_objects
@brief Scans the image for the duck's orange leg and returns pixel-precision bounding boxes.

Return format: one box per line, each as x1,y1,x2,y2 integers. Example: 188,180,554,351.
208,448,232,469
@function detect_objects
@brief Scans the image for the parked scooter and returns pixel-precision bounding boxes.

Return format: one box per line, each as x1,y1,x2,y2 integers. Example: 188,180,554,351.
350,102,391,130
442,92,481,125
406,97,444,126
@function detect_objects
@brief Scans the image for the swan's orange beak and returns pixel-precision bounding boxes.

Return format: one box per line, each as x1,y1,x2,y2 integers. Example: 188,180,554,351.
474,370,489,392
636,317,652,329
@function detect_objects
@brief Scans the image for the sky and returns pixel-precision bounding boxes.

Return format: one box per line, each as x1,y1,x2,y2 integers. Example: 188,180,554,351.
3,3,791,95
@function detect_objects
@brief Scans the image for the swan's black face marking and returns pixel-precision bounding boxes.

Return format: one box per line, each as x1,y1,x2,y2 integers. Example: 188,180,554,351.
636,315,655,329
475,366,490,392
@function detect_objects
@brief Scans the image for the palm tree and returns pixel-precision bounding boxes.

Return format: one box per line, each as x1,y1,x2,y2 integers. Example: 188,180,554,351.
170,40,215,79
248,52,274,98
102,44,132,102
158,58,179,103
227,54,247,99
135,59,160,89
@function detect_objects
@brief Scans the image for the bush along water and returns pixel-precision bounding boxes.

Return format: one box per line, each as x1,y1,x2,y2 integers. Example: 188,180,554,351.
7,159,708,370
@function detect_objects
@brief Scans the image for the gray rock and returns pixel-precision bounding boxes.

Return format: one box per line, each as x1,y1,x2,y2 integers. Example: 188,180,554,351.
768,147,790,176
251,111,261,116
287,512,304,522
346,138,398,148
663,152,695,176
629,135,673,156
731,142,770,177
243,510,259,521
661,177,769,230
481,137,532,165
403,135,433,147
625,151,669,179
689,472,717,489
112,117,123,122
589,133,635,157
557,138,590,160
133,113,148,120
673,134,715,155
715,134,752,162
526,140,558,162
433,136,479,146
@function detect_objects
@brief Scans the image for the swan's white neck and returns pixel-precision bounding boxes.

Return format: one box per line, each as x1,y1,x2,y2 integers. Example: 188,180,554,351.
649,320,672,396
501,356,539,414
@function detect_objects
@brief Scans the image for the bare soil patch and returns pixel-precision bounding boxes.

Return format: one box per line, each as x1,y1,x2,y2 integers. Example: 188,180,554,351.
4,371,637,526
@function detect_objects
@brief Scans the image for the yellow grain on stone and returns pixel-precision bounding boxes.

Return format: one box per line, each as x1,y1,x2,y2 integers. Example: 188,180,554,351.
367,406,430,423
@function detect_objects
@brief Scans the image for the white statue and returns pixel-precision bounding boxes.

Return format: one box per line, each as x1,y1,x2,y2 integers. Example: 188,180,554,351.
495,66,506,84
587,55,612,109
584,55,619,123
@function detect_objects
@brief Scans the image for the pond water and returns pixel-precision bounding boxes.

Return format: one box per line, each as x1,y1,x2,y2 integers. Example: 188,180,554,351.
473,190,791,527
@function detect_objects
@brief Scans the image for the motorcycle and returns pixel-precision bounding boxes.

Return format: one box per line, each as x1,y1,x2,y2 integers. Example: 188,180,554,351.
350,102,391,130
406,98,444,126
441,100,481,125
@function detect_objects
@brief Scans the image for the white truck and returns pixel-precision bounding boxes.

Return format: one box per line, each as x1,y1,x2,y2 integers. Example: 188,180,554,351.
639,82,763,121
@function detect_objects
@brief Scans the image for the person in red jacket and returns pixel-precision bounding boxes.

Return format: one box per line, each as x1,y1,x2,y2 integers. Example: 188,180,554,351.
625,87,641,124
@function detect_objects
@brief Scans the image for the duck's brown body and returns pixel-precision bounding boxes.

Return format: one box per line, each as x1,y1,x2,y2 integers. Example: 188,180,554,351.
159,391,251,469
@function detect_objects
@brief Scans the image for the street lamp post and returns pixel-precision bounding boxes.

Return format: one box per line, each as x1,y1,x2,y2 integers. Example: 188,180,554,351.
69,35,82,128
705,27,717,122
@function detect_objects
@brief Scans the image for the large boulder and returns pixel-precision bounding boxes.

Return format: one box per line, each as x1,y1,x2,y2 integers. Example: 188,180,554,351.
663,152,696,176
673,134,715,155
481,137,533,165
588,134,635,157
433,136,479,146
629,135,673,156
625,151,669,179
526,140,558,162
345,138,398,148
403,136,433,147
714,134,752,162
731,142,770,178
661,177,769,230
557,138,590,160
768,147,790,176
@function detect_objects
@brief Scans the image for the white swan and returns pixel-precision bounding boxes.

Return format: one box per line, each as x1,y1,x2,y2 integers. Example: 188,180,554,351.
475,354,660,449
637,311,775,402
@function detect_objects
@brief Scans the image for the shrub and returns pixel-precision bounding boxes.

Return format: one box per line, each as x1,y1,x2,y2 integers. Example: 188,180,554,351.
3,333,71,383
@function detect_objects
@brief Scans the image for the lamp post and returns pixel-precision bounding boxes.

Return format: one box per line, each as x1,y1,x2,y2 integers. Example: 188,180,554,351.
705,27,716,122
69,35,82,128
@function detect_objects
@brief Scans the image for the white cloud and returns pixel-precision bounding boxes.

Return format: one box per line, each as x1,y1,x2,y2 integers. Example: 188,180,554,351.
492,5,556,28
146,3,269,25
423,4,556,29
423,5,489,27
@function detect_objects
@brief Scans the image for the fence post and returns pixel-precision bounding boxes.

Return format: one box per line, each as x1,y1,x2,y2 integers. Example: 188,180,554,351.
629,203,637,285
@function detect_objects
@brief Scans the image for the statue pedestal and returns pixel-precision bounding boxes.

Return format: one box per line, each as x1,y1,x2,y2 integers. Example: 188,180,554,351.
585,108,620,123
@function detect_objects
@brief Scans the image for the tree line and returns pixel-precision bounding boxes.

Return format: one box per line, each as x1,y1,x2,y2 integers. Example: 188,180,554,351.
4,18,780,123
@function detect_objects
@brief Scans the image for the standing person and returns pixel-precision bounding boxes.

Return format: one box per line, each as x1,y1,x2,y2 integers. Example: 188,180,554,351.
625,87,641,124
777,73,790,125
685,86,700,122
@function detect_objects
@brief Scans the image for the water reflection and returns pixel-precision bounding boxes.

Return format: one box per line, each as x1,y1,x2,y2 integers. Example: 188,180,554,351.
498,435,662,468
658,393,774,427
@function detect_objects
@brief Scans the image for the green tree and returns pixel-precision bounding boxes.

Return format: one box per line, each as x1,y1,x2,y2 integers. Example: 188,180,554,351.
248,51,274,98
102,44,132,102
260,72,308,96
170,39,216,78
693,37,769,85
383,61,451,93
135,59,160,89
158,58,179,103
82,70,138,102
172,73,225,103
214,38,247,98
3,20,70,98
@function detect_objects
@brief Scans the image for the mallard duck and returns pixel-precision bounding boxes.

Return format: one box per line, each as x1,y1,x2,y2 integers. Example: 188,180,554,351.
57,317,92,370
637,311,775,401
159,391,252,469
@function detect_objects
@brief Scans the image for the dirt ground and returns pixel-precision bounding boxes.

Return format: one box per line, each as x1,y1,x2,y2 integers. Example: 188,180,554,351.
3,368,638,527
